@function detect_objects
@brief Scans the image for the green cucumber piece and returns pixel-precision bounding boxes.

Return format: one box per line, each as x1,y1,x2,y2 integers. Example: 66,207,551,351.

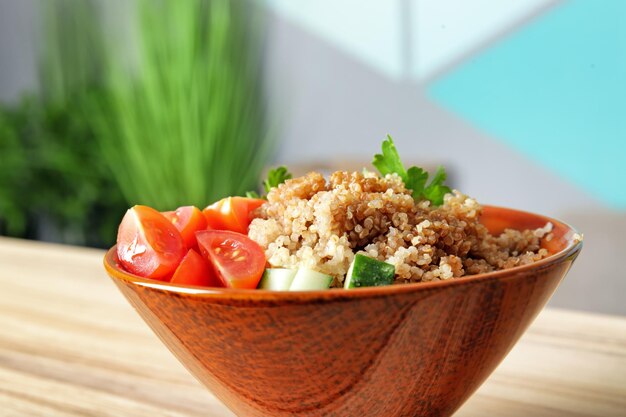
344,254,395,289
257,268,297,290
289,268,333,291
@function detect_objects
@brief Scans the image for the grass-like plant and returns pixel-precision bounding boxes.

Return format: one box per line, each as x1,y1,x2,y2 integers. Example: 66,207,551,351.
93,0,273,210
0,0,273,246
38,0,106,102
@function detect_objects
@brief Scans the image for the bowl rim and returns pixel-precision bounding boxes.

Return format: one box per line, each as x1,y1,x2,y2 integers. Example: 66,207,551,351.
103,205,583,300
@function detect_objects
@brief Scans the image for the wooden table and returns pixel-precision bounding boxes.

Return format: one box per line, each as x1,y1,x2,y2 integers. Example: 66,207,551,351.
0,237,624,417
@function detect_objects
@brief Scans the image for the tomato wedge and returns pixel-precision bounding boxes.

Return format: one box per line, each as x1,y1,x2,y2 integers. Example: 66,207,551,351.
170,249,222,287
162,206,207,249
196,230,266,289
117,205,185,280
202,197,265,234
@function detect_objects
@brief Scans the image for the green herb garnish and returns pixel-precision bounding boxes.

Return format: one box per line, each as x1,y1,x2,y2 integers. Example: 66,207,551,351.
246,166,293,199
263,166,292,193
372,135,451,206
422,166,450,206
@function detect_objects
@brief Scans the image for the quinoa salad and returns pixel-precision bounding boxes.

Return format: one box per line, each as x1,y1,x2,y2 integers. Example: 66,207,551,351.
115,136,553,291
248,170,552,288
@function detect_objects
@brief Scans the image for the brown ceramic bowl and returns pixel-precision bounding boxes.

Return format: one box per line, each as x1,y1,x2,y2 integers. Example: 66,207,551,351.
104,206,582,417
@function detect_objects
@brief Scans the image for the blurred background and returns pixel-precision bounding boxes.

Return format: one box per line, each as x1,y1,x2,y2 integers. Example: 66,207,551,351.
0,0,624,314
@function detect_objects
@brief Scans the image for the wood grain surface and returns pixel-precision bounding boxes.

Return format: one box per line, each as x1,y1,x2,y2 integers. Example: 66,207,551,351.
0,237,624,417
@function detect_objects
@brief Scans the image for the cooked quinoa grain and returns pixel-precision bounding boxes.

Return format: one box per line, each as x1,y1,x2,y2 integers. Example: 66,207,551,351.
248,171,551,287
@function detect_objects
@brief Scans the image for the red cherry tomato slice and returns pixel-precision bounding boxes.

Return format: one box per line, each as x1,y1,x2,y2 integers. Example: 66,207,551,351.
162,206,207,249
117,205,185,280
170,249,222,287
202,197,265,234
196,230,266,289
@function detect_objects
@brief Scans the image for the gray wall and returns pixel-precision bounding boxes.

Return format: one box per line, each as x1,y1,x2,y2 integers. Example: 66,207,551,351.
0,0,37,102
1,1,624,315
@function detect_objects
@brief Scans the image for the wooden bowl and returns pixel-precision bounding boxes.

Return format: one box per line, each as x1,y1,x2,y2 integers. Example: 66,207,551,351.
104,206,582,417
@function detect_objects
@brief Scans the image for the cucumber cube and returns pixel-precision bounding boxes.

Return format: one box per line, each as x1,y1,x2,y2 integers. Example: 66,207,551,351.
344,254,395,289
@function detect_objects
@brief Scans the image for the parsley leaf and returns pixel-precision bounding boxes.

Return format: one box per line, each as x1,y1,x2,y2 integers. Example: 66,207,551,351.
263,166,293,193
246,166,294,198
423,166,452,206
372,135,406,178
405,166,429,201
372,135,451,206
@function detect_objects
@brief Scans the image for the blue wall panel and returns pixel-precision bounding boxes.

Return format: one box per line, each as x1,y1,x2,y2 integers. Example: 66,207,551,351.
429,0,626,208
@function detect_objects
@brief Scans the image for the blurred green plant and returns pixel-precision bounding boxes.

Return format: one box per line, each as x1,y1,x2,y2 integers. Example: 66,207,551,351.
0,0,273,246
0,0,126,246
93,0,272,210
0,96,127,246
0,100,31,237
